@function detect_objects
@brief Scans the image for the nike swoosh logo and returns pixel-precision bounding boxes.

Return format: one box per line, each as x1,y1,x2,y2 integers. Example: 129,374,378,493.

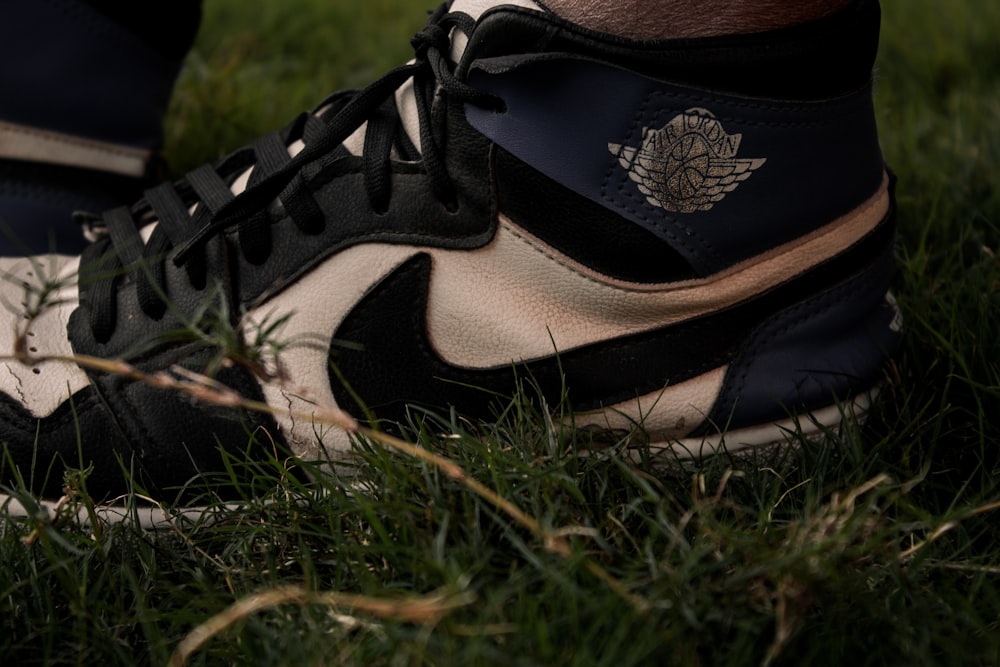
330,253,733,425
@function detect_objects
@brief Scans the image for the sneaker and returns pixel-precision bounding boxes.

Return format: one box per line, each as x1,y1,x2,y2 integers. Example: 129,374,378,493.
0,0,900,507
0,0,196,255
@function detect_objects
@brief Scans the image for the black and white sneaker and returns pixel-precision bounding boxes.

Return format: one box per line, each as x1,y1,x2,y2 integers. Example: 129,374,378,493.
0,0,900,509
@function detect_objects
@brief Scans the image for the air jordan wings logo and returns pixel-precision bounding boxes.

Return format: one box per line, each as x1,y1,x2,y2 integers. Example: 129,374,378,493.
608,108,766,213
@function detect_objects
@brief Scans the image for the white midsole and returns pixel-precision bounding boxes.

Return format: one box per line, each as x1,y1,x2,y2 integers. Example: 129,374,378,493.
0,494,248,530
623,390,875,464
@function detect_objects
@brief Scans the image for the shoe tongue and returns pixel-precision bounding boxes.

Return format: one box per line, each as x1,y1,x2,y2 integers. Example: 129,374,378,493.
447,0,545,62
449,0,544,19
343,0,545,159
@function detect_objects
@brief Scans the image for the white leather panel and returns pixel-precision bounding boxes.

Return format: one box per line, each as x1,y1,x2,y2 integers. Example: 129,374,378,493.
571,366,726,439
0,255,91,417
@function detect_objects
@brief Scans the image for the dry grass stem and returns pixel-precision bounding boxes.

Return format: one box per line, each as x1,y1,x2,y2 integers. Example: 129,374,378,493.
168,586,475,667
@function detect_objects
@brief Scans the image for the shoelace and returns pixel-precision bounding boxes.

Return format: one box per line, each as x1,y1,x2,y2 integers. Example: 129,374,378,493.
85,3,503,343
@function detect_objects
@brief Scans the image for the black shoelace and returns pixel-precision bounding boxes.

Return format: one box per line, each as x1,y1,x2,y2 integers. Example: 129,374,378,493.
84,3,503,343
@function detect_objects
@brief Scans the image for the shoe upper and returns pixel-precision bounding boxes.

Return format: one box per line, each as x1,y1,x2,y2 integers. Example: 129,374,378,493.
0,0,900,501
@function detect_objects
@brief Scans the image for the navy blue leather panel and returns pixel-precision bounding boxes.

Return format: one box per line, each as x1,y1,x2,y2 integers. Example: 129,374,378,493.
700,245,900,431
466,56,884,276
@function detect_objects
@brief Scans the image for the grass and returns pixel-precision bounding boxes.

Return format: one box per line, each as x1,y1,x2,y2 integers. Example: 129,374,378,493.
2,0,1000,665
